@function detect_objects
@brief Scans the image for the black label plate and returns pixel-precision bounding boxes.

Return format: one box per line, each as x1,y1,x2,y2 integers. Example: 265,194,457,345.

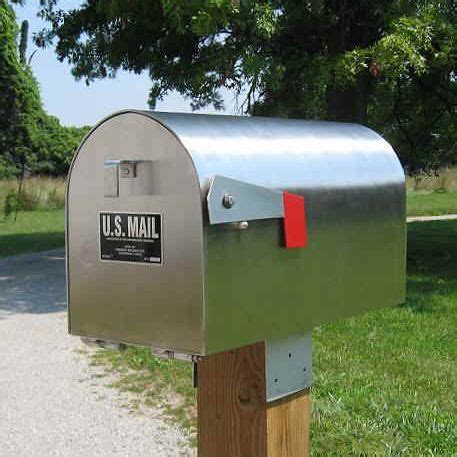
99,212,162,264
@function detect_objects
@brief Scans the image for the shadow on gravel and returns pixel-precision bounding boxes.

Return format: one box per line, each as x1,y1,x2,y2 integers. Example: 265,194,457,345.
0,249,66,315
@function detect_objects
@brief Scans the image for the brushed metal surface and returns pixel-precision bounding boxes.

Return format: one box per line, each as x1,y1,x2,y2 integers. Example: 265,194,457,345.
207,175,284,224
67,110,406,356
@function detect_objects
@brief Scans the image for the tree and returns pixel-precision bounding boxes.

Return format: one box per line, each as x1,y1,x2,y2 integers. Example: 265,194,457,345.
0,0,89,179
24,0,457,171
0,0,42,178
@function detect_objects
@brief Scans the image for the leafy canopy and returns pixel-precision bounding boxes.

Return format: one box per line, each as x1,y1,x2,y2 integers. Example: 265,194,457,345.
0,0,89,177
19,0,457,171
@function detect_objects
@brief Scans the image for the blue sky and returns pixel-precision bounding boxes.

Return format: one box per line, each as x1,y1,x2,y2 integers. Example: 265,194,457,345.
13,2,237,126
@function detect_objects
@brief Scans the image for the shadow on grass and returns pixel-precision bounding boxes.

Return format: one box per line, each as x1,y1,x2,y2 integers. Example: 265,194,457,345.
405,220,457,313
407,220,457,279
403,277,450,313
0,244,66,315
0,231,65,259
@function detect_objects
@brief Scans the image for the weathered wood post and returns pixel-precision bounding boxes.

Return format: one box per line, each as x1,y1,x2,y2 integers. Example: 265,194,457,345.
197,338,311,457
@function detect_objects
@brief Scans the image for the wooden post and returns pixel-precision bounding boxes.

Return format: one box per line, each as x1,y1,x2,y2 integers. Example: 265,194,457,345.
197,342,310,457
267,390,310,456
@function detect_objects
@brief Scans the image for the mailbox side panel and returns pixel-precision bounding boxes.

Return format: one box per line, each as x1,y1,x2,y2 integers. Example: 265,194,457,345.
67,112,205,354
204,184,405,354
149,113,406,355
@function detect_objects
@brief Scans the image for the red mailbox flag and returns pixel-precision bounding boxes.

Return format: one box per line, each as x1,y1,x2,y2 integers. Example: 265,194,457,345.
283,192,307,249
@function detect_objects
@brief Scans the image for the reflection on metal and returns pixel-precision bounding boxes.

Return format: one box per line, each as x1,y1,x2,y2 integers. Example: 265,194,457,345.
266,333,312,402
103,161,119,197
207,175,284,225
67,110,406,356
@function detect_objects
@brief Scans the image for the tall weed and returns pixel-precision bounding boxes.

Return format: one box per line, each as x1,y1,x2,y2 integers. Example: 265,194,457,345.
407,167,457,193
1,177,66,217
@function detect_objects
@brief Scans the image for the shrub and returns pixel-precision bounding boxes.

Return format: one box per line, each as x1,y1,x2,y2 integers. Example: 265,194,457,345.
3,190,18,219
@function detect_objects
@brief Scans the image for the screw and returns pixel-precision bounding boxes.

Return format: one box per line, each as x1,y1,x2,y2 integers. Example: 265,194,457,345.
222,193,235,208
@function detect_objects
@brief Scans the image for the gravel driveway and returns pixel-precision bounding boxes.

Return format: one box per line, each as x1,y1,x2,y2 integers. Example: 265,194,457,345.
0,249,193,457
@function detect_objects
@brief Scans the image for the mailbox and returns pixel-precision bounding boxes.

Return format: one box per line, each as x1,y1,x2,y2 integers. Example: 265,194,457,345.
66,110,406,356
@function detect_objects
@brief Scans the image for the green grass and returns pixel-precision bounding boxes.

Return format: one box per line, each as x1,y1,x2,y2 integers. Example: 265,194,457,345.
0,210,65,257
407,190,457,217
94,221,457,455
311,220,457,455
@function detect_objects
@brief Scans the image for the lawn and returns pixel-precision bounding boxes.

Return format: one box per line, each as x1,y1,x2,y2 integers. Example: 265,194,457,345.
407,190,457,217
95,220,457,455
311,220,457,455
0,210,64,258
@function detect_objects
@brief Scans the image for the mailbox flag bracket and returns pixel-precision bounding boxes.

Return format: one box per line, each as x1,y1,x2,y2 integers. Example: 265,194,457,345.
207,175,307,248
207,175,284,224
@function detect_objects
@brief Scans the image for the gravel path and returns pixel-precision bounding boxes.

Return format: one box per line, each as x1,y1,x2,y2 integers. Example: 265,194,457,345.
0,249,193,457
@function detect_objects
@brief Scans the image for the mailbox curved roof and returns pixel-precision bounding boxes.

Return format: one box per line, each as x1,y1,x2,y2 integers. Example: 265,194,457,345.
142,110,404,195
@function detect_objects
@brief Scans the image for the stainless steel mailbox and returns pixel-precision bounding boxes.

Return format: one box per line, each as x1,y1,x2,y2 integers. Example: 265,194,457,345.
66,110,406,356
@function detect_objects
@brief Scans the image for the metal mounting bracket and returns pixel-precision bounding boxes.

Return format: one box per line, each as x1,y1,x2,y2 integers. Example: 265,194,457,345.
266,332,312,402
207,175,283,225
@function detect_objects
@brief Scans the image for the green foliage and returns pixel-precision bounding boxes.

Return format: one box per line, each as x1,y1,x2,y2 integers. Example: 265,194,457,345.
0,0,42,177
27,0,456,172
0,1,89,178
334,1,456,174
3,189,18,218
32,115,90,175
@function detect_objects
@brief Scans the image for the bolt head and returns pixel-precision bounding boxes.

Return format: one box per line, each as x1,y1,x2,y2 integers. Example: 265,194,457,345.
222,193,235,208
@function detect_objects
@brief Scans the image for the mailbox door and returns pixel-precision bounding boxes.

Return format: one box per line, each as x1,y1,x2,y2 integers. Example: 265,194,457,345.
67,112,205,354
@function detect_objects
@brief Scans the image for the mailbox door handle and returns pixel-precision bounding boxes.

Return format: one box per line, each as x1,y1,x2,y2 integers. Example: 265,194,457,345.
104,160,120,197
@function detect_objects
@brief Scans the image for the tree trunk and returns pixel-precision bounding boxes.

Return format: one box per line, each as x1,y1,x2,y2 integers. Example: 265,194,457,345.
326,73,370,124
